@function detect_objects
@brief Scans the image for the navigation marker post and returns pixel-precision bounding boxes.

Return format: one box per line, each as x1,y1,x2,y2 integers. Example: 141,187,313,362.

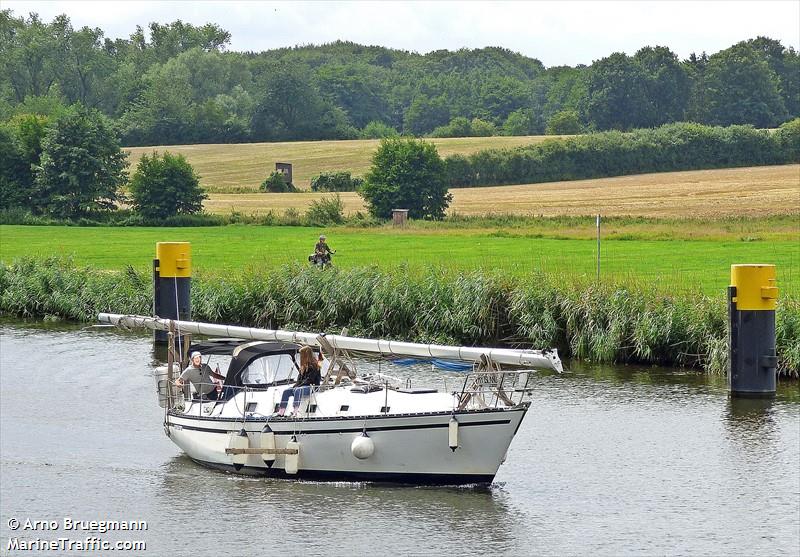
153,242,191,345
728,264,778,397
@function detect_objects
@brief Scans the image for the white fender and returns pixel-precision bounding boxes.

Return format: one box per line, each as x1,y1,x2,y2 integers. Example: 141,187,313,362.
285,438,300,474
351,432,375,460
448,416,458,452
154,366,169,408
228,429,249,466
260,426,276,463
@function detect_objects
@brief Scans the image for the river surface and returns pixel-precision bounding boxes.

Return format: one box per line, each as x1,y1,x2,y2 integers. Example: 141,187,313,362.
0,321,798,556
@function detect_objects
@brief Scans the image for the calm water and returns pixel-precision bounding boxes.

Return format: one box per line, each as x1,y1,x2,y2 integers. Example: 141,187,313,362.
1,322,798,556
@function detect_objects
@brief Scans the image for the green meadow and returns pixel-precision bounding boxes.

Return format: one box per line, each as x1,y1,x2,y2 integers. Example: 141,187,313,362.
1,225,797,296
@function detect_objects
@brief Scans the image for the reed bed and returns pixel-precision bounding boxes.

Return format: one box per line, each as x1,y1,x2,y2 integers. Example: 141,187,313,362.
1,257,797,377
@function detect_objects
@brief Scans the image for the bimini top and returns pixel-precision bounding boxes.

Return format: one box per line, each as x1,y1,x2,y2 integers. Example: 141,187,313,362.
219,341,301,399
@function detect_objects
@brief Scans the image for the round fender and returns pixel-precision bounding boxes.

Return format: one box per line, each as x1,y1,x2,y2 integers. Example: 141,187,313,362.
351,432,375,460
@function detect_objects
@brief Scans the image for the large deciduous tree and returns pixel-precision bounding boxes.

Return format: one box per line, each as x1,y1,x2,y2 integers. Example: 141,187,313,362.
0,113,49,209
402,94,451,135
34,104,128,217
583,52,655,130
129,151,206,218
360,138,451,219
633,46,690,125
0,123,31,209
703,43,787,127
316,63,391,128
740,37,799,119
251,62,353,141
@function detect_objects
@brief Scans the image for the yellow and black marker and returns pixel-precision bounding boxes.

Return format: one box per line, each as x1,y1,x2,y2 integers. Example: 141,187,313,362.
728,264,778,397
153,242,191,343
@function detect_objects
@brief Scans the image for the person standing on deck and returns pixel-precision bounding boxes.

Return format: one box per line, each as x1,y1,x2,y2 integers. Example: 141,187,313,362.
175,351,226,401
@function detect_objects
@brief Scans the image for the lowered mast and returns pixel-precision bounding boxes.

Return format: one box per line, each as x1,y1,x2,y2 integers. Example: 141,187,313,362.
97,313,563,372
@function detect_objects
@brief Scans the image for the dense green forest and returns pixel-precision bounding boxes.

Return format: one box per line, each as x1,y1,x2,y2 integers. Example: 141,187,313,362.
1,10,798,146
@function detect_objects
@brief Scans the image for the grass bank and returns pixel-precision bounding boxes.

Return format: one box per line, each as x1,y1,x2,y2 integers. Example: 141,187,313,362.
1,258,797,377
1,223,798,296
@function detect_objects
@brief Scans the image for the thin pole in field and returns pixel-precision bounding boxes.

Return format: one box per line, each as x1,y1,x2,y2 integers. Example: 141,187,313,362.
596,214,601,283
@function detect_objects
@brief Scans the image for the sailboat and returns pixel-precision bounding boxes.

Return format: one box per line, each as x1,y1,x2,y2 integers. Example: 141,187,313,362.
99,313,562,485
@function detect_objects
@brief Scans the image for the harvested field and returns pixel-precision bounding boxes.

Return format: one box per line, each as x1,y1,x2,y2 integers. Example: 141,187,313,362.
204,164,800,218
125,135,556,192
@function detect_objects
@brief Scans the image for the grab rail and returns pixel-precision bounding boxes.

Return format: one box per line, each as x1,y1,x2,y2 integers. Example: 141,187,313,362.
457,370,535,410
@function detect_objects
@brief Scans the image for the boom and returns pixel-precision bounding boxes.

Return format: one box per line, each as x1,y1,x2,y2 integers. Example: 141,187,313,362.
97,313,563,372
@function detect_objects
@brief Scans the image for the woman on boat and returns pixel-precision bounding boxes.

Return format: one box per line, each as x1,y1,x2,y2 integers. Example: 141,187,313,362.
277,346,321,416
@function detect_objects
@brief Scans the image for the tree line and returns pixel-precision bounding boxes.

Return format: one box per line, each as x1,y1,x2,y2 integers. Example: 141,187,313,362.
444,120,800,188
0,105,205,220
1,11,798,146
2,104,797,223
0,101,446,223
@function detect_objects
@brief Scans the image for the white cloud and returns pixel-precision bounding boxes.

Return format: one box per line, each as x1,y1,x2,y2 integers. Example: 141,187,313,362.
5,0,799,66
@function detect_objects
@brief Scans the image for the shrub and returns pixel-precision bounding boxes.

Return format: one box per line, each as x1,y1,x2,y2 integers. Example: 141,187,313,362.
503,109,541,136
470,118,496,137
361,121,399,139
430,116,472,138
260,171,298,193
775,118,800,161
283,207,302,225
129,152,207,219
305,193,345,226
430,116,497,138
361,137,451,219
310,171,364,192
546,110,584,135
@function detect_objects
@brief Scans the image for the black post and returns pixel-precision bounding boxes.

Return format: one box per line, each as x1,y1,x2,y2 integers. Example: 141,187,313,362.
728,265,778,398
153,242,191,344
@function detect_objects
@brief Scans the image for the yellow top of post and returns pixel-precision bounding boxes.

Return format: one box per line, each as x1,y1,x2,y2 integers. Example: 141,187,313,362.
731,264,777,311
156,242,191,278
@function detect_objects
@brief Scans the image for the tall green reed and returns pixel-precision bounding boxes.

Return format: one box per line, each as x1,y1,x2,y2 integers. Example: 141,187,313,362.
1,257,797,377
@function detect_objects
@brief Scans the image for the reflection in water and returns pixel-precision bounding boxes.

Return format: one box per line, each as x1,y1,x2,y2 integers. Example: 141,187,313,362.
725,397,776,425
565,359,727,392
722,396,780,464
156,456,518,554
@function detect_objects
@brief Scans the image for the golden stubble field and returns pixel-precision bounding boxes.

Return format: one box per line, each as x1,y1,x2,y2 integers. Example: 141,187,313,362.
203,165,800,219
125,135,558,192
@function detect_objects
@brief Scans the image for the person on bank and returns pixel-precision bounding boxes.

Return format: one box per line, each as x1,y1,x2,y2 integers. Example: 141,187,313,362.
277,346,322,416
314,235,335,262
175,351,226,401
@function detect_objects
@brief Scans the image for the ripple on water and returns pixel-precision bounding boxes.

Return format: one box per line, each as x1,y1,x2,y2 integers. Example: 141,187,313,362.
1,323,798,556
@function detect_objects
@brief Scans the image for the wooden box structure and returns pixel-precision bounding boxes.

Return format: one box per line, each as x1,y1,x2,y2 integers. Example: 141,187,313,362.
275,162,293,184
392,209,409,226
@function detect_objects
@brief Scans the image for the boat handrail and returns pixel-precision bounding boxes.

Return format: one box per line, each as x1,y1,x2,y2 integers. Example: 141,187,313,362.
456,367,535,410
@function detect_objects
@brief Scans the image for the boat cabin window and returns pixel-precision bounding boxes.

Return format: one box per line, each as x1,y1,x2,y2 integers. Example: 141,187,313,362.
241,354,297,386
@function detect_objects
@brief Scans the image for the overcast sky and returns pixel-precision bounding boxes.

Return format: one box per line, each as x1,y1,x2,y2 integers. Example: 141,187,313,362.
5,1,799,67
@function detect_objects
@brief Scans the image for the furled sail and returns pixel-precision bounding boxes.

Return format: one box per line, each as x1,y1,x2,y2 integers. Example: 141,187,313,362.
97,313,563,372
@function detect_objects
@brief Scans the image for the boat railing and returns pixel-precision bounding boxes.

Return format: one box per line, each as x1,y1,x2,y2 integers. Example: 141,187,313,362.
160,365,535,418
165,381,328,419
456,368,535,410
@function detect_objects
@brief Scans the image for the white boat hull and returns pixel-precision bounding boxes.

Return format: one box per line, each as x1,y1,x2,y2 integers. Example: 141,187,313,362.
166,406,528,484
